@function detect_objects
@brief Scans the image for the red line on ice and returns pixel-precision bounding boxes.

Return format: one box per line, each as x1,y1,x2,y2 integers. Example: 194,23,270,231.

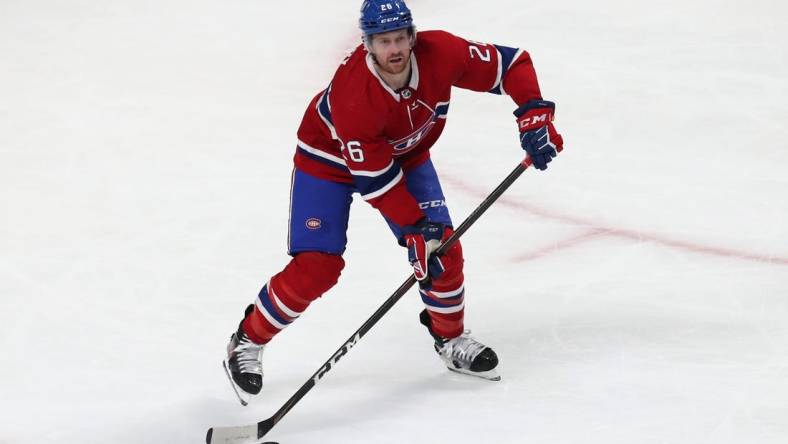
510,228,608,263
444,176,788,266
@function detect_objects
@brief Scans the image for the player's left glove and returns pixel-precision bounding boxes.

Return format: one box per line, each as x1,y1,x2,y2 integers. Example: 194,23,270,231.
514,100,564,170
403,219,448,289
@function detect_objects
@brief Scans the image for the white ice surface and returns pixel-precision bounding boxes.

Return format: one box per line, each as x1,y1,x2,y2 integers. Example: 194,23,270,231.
1,1,787,443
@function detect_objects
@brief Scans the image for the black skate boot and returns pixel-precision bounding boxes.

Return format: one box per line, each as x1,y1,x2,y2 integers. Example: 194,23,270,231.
420,309,500,381
222,304,265,406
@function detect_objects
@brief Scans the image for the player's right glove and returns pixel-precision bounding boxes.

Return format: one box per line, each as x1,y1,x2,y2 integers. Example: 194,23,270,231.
403,218,448,289
514,100,564,170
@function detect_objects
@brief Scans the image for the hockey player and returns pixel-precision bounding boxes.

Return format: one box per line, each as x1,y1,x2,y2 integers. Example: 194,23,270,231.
223,0,564,403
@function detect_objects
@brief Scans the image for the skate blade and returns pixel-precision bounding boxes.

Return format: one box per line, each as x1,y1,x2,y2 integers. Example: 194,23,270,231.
447,366,501,381
222,360,251,406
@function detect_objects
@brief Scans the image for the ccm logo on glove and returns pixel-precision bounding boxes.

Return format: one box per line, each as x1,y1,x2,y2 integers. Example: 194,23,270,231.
518,112,550,131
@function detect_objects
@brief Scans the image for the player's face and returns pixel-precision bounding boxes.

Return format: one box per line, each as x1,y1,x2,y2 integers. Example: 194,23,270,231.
369,29,413,75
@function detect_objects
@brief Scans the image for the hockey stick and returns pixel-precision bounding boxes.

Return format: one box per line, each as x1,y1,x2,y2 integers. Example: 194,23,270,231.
207,156,536,444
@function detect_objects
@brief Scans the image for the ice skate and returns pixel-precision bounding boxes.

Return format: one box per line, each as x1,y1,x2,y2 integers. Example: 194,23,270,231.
223,305,266,406
419,310,500,381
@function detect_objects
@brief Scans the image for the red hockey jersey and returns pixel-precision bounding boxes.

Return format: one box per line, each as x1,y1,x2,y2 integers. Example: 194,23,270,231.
294,30,543,227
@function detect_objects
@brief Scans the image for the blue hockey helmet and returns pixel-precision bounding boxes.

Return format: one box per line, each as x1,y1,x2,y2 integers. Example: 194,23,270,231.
359,0,414,37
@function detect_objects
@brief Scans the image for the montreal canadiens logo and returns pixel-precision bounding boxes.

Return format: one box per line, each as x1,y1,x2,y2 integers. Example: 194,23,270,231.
305,218,322,230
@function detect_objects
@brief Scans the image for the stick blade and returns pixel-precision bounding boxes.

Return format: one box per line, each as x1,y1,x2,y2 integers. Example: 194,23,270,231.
206,424,259,444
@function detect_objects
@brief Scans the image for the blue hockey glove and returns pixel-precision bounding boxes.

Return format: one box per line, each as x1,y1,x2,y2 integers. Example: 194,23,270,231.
403,219,448,288
514,100,564,170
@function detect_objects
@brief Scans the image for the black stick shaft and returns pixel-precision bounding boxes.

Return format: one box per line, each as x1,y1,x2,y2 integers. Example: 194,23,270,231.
250,159,531,439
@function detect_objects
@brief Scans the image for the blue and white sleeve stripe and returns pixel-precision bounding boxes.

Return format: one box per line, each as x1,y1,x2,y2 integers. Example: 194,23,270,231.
489,45,523,95
297,139,348,170
349,161,404,201
316,84,344,142
435,101,450,119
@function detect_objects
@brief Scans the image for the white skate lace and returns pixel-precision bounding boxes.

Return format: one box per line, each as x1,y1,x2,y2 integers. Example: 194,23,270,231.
234,334,265,374
440,330,488,369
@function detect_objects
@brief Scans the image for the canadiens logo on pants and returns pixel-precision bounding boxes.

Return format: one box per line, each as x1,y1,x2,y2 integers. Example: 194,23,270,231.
305,218,322,230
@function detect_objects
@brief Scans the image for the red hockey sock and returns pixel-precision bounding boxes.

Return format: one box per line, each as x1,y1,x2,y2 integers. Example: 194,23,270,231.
422,273,465,339
421,237,465,339
243,252,344,344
